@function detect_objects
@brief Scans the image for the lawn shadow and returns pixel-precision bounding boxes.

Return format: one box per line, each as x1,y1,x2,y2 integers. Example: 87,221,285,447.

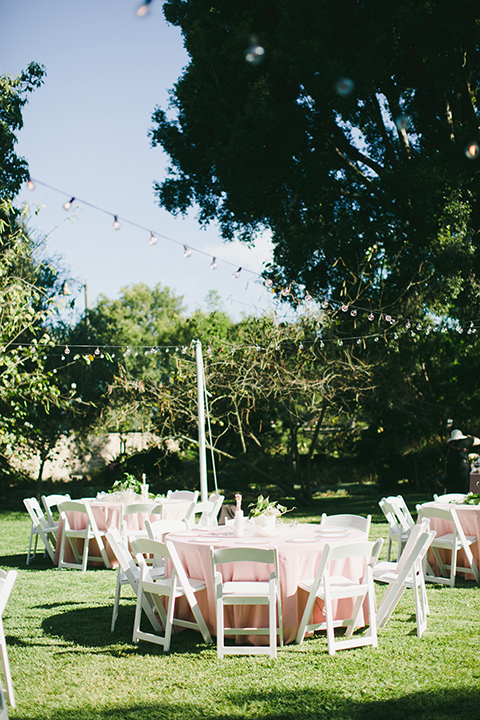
42,603,211,656
12,686,480,720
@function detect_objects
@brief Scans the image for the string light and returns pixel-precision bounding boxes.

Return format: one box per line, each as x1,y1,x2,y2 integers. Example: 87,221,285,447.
210,257,218,270
149,231,158,245
113,215,120,230
183,244,192,258
137,0,153,17
27,177,35,190
63,197,75,211
233,267,242,278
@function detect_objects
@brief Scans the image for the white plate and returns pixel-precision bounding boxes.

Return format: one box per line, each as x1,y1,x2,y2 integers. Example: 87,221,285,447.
316,528,349,537
233,538,270,544
288,537,319,543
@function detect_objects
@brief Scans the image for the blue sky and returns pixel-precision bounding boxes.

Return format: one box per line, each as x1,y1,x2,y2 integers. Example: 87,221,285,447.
0,0,281,321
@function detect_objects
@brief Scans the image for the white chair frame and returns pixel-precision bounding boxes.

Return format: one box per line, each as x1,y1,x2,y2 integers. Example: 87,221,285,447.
320,513,372,537
166,490,199,502
374,521,436,638
57,500,111,573
211,545,283,659
183,494,224,528
296,539,383,655
0,569,17,709
23,497,57,565
416,504,479,587
106,527,163,633
41,493,71,530
131,537,212,652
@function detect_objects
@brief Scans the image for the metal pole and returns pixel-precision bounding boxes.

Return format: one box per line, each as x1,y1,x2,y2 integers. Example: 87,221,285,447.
195,340,208,501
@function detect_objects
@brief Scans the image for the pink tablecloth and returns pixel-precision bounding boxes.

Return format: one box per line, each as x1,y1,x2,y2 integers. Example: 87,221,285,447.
167,523,370,645
53,499,191,567
419,500,480,578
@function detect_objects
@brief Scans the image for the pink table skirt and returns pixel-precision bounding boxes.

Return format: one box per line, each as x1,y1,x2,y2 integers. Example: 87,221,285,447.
419,501,480,578
53,499,191,567
167,524,370,645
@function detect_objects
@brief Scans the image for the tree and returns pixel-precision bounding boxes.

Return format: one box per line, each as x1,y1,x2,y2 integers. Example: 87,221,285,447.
111,311,375,500
151,1,480,324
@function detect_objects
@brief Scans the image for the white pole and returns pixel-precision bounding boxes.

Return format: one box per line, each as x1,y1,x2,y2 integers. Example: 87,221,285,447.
195,340,208,501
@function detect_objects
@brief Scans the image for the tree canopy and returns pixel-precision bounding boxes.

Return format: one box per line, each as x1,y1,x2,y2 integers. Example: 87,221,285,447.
152,1,480,322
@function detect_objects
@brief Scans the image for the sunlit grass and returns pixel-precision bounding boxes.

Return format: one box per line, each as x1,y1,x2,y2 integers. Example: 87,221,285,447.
1,500,479,719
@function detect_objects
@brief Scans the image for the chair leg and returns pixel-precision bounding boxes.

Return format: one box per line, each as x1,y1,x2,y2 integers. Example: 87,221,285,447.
111,569,122,631
0,622,15,708
216,597,225,659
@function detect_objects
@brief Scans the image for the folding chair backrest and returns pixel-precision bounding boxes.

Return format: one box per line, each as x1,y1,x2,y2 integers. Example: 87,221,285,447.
433,493,466,503
321,513,372,536
417,504,468,545
394,519,431,576
388,495,415,531
166,490,199,502
211,546,279,581
41,494,71,526
106,527,138,579
144,519,186,539
0,569,17,618
23,497,50,529
379,498,399,529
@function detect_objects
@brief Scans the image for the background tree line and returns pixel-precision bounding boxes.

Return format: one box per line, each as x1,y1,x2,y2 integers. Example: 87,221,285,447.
2,2,480,506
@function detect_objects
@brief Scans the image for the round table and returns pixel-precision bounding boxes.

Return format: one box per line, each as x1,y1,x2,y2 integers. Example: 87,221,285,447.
53,498,192,567
418,499,480,579
167,522,370,645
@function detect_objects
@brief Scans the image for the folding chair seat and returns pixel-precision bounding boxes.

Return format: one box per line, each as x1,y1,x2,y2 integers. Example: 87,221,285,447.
416,504,479,587
41,493,71,530
0,569,17,709
23,497,57,565
320,513,372,537
57,500,111,572
374,521,435,637
296,539,383,655
166,490,199,502
183,494,224,528
211,546,283,658
130,537,212,652
106,528,163,633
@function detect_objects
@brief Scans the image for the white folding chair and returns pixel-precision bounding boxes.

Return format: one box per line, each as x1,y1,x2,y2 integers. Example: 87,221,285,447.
378,497,409,562
210,545,283,659
166,490,199,502
374,521,436,637
433,493,466,503
106,527,163,633
57,500,111,573
416,504,479,587
23,497,57,565
120,501,164,541
0,569,17,708
320,513,372,537
296,539,383,655
41,493,71,530
183,494,224,528
130,537,212,652
144,519,186,540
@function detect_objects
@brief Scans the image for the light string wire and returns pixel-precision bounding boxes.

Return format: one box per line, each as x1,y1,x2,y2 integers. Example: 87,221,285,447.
23,177,480,336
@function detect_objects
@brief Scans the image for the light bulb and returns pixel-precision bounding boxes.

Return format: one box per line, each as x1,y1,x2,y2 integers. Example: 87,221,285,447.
137,0,152,17
150,231,158,245
27,178,35,190
210,257,218,270
113,215,120,230
233,267,242,278
63,197,75,211
183,244,192,258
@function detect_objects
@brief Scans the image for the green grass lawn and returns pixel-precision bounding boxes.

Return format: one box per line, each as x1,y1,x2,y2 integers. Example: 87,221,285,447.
1,496,480,720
